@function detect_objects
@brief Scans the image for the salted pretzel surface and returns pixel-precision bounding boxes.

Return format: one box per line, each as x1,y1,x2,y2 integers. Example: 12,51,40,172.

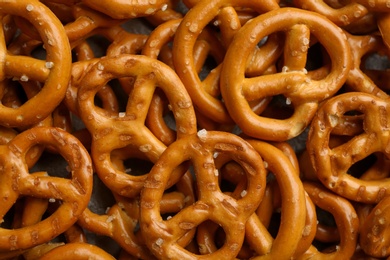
0,0,389,259
0,126,93,252
0,0,71,127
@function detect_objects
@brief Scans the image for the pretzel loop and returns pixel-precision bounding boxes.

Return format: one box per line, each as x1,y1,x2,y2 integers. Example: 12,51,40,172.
172,0,279,124
221,7,352,141
77,54,197,197
360,196,390,258
140,131,266,259
0,0,71,127
307,92,390,203
0,126,93,251
301,182,359,260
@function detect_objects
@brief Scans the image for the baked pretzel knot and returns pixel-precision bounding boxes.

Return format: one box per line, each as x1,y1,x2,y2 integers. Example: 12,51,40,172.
307,92,390,203
0,0,71,127
0,126,93,252
77,54,197,197
140,130,266,259
221,7,352,141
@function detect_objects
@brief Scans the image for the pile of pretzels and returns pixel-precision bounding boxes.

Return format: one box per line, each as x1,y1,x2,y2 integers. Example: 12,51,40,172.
1,0,390,259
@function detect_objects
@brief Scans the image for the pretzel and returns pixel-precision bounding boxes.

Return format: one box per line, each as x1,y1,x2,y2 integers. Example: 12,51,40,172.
145,0,183,27
65,41,119,117
80,0,170,19
300,181,359,260
78,197,155,259
142,18,232,140
359,195,390,257
7,193,86,258
38,242,116,260
198,139,307,259
307,92,390,203
195,159,255,258
140,130,266,259
345,31,389,99
1,15,16,43
79,171,195,259
97,25,148,94
77,54,197,198
12,3,124,48
221,7,352,141
172,0,279,125
239,140,306,259
353,0,390,11
0,126,93,252
292,0,368,26
0,0,71,128
377,12,390,51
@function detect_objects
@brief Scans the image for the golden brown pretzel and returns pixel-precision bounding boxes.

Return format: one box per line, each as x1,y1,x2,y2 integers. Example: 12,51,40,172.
13,3,125,48
353,0,390,11
0,126,93,252
199,139,307,259
142,17,231,140
65,41,119,117
145,0,183,26
242,140,306,259
300,182,359,260
307,92,390,203
377,12,390,53
140,130,266,259
345,31,389,99
78,196,156,259
81,0,170,19
76,54,197,197
39,242,116,260
0,0,71,127
360,196,390,258
220,7,352,141
292,0,368,26
172,0,279,125
79,171,195,259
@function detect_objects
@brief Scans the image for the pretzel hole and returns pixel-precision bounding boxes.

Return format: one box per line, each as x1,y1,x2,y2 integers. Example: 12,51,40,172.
88,175,116,215
305,42,326,72
218,161,249,197
363,52,390,71
259,95,294,119
111,150,154,177
0,80,29,106
86,35,112,58
30,150,70,179
31,44,47,61
198,55,218,81
197,220,228,254
362,53,390,93
347,152,377,179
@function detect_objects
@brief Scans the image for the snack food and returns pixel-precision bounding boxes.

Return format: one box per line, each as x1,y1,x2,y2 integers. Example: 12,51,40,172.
1,0,390,259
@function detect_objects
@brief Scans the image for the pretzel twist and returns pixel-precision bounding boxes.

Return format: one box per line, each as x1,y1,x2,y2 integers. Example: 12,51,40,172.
77,54,197,197
0,0,71,127
0,126,93,251
292,0,368,26
172,0,279,124
78,171,195,259
360,196,390,258
140,130,266,259
242,140,306,259
39,242,116,260
221,7,352,141
80,0,170,19
300,182,359,260
307,92,390,203
345,31,389,99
